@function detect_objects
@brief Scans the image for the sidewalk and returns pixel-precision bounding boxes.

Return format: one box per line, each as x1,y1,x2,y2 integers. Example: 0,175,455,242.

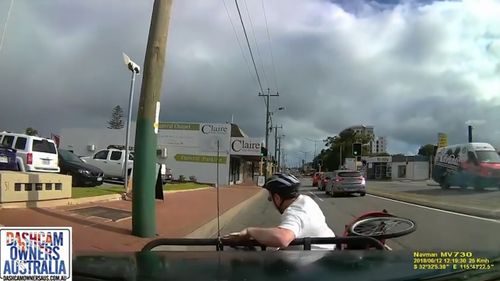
0,184,263,252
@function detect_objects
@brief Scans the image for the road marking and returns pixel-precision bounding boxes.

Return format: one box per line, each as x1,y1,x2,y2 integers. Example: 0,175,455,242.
308,191,324,202
385,244,392,251
367,194,500,224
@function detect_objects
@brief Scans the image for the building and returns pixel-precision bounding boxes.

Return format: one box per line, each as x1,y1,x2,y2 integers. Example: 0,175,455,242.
391,155,430,181
158,122,262,185
365,156,392,180
372,136,387,154
347,125,374,136
363,155,430,180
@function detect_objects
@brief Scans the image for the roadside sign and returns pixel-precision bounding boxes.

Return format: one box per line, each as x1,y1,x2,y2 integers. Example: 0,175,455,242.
438,133,448,148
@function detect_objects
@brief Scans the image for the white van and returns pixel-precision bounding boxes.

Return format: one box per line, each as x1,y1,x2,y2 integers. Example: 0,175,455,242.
432,142,500,190
0,132,60,173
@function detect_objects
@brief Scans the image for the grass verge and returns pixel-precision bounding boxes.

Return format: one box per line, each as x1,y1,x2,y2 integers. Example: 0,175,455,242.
163,182,209,191
72,185,124,198
71,182,208,198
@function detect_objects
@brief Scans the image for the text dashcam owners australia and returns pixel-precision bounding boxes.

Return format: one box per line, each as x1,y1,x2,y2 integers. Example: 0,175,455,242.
1,227,72,281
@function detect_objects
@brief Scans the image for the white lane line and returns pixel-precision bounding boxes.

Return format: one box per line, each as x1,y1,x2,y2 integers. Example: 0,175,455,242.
367,194,500,224
308,191,324,202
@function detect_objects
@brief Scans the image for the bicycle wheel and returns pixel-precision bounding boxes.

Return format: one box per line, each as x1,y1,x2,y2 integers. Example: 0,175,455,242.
348,217,416,239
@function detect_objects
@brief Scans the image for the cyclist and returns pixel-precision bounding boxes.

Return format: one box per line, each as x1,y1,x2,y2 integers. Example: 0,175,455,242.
224,173,335,250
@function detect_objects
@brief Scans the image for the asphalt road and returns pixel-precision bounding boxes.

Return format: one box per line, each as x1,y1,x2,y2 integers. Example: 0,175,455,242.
222,178,500,251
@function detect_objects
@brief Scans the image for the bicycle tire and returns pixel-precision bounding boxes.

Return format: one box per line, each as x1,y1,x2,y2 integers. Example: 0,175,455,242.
348,217,416,239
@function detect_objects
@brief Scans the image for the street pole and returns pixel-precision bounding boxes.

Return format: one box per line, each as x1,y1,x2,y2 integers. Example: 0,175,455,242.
277,135,282,172
124,71,137,192
339,145,342,169
274,125,278,164
258,88,279,179
273,125,282,166
132,0,173,238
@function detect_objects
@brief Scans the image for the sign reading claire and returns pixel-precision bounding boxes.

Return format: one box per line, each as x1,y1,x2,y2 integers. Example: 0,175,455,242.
230,138,262,156
0,227,72,281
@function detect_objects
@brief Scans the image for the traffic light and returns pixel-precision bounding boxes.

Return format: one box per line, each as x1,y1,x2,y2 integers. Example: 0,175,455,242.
353,143,362,156
261,147,268,157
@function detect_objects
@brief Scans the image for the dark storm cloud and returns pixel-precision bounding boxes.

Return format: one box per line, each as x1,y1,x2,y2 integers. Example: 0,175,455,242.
1,0,499,164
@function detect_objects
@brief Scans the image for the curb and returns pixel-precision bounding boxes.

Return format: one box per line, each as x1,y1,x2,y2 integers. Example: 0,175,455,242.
0,194,122,209
185,189,267,238
165,186,212,194
0,186,214,209
368,190,500,220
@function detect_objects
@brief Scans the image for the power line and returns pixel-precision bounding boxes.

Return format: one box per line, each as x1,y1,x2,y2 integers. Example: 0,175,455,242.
242,0,270,90
0,0,15,56
261,0,279,93
221,0,256,87
234,0,265,96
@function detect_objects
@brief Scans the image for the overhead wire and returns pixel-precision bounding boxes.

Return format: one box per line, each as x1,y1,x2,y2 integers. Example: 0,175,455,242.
234,0,267,107
261,0,279,93
221,0,257,88
243,0,270,91
0,0,15,56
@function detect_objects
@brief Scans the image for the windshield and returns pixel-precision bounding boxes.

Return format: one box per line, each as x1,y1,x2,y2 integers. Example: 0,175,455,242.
2,0,500,280
59,149,83,163
476,150,500,163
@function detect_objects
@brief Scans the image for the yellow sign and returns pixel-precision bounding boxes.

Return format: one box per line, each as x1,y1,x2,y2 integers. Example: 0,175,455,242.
438,133,448,148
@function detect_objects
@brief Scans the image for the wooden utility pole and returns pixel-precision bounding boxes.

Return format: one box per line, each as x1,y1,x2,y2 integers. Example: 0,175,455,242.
258,89,279,178
132,0,173,238
273,124,282,165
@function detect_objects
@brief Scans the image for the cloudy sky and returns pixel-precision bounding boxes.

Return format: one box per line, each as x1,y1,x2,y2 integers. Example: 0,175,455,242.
1,0,499,165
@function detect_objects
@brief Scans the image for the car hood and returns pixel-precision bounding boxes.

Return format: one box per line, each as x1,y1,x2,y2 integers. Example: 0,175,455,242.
73,251,499,281
61,160,103,174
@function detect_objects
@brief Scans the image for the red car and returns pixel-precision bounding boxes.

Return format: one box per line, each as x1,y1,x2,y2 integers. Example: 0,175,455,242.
319,172,333,191
312,172,323,187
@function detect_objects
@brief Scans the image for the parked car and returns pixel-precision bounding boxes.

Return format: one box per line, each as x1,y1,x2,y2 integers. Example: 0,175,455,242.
81,149,133,179
81,148,170,183
58,149,104,187
0,145,18,171
312,172,323,187
325,170,366,197
319,172,334,191
0,132,60,173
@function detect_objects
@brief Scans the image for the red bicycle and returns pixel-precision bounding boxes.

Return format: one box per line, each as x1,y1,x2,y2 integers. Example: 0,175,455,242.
341,209,416,250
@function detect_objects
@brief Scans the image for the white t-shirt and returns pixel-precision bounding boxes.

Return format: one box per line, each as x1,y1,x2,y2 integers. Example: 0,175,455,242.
278,195,336,250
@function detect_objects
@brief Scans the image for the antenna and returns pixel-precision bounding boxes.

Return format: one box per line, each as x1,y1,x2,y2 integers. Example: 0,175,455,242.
216,139,222,250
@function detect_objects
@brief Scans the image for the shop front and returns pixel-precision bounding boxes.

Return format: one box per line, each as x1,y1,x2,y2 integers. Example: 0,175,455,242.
366,156,392,180
229,137,262,185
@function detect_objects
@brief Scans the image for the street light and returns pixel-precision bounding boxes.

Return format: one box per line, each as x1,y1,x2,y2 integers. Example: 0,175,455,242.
305,138,323,171
122,52,141,192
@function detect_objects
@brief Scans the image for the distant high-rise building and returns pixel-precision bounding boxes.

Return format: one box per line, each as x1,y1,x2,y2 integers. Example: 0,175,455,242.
346,125,374,137
343,125,387,155
372,136,387,154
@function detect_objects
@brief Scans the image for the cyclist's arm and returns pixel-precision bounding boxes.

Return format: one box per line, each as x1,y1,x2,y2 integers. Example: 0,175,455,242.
246,227,295,248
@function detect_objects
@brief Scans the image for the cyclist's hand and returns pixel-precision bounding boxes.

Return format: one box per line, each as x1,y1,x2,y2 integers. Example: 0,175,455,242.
222,229,252,244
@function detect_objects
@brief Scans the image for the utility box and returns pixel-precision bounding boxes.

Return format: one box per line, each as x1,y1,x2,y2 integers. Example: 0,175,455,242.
0,171,72,203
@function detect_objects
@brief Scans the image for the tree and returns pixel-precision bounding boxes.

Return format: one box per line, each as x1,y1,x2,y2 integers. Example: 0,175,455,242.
25,127,38,136
418,144,436,157
107,105,125,129
315,129,376,171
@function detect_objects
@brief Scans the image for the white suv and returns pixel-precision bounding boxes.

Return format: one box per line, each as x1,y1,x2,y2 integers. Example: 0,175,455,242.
0,132,60,173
